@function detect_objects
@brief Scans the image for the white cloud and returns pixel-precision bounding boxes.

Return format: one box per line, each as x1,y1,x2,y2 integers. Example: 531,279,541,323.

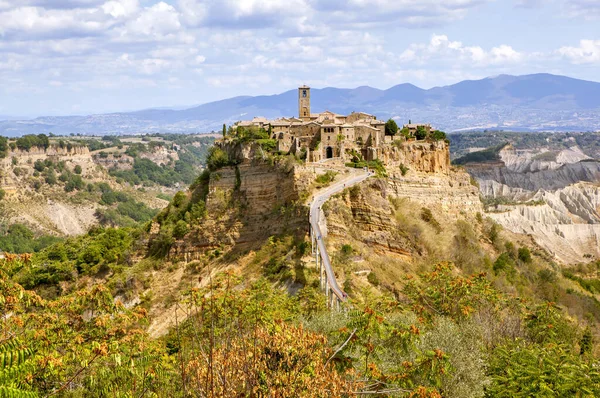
558,39,600,64
399,34,522,66
0,6,110,37
101,0,139,18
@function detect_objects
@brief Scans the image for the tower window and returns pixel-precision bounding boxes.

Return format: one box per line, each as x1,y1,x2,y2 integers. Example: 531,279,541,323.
302,90,307,97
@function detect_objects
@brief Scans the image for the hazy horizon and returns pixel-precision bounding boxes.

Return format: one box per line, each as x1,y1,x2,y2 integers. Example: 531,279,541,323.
1,1,599,117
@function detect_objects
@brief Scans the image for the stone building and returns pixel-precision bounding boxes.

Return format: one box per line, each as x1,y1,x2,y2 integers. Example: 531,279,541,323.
234,86,388,162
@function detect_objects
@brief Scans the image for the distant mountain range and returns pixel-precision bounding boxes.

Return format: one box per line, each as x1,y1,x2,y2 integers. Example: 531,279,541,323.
1,73,600,136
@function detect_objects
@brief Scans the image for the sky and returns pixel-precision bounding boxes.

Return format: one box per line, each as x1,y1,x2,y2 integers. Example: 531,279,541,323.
0,0,599,117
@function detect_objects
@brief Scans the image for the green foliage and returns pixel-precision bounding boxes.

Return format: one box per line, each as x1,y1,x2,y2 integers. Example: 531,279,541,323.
367,271,380,286
399,163,409,176
399,126,411,139
486,339,600,397
172,220,189,239
0,223,62,254
562,270,600,294
346,159,387,177
315,170,337,185
15,134,49,151
404,262,499,322
95,187,157,227
148,229,174,258
0,188,5,201
453,144,507,165
0,136,7,158
206,147,231,171
415,126,428,140
431,130,447,141
256,138,277,152
518,246,532,263
234,125,270,142
33,159,45,172
385,119,399,136
73,164,82,174
493,252,515,276
341,244,353,256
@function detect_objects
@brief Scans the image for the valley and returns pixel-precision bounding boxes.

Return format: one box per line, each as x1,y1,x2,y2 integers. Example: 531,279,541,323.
2,111,600,397
0,133,214,251
453,132,600,264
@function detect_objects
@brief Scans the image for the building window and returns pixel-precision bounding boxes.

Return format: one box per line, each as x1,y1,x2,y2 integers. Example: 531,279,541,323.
302,90,307,97
328,136,330,140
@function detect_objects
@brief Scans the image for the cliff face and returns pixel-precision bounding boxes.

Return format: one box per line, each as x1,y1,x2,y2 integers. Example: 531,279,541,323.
169,159,315,260
379,141,451,175
324,167,482,258
463,144,600,264
169,139,467,261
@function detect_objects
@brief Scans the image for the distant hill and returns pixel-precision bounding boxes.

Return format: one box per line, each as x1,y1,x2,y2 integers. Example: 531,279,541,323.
2,73,600,136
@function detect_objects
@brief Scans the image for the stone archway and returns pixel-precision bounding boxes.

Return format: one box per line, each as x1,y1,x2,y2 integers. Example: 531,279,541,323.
326,146,333,159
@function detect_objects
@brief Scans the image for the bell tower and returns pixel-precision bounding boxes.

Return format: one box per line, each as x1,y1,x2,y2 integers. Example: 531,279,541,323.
298,85,311,121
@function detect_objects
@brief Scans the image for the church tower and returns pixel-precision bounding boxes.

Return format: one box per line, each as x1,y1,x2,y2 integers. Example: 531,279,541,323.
299,85,311,121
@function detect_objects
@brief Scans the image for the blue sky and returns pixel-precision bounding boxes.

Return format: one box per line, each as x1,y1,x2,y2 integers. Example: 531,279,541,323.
0,0,599,117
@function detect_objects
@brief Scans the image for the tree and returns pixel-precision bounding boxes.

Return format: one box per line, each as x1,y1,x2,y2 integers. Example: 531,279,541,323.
173,220,189,239
222,123,227,137
0,136,7,158
415,126,427,140
74,165,82,175
431,130,447,141
385,119,398,136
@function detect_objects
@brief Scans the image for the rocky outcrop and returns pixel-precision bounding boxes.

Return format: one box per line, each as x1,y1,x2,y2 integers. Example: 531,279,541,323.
168,160,316,260
139,146,179,166
386,168,482,217
379,141,451,174
7,145,90,158
169,139,467,261
323,165,482,259
463,144,600,264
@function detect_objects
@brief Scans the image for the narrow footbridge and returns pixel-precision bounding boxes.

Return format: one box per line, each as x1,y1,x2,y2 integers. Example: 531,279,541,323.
309,169,373,309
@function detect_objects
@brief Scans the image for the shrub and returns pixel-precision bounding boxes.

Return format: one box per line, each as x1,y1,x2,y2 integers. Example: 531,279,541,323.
45,169,57,185
431,130,447,141
399,163,409,176
341,244,353,255
415,126,427,140
493,252,514,275
74,165,82,174
34,159,45,172
367,271,380,286
206,147,231,171
315,171,337,185
518,247,532,263
173,220,189,239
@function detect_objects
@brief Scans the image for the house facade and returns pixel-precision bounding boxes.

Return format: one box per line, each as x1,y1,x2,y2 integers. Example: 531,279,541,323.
234,86,388,162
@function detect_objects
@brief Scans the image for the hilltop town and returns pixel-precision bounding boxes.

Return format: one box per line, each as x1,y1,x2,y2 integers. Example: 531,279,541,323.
232,86,446,164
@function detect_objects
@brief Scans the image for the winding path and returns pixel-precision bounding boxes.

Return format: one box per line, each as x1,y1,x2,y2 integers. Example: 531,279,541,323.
309,168,374,307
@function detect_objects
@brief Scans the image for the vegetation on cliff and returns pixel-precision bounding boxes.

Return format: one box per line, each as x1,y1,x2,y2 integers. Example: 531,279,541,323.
2,138,600,397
